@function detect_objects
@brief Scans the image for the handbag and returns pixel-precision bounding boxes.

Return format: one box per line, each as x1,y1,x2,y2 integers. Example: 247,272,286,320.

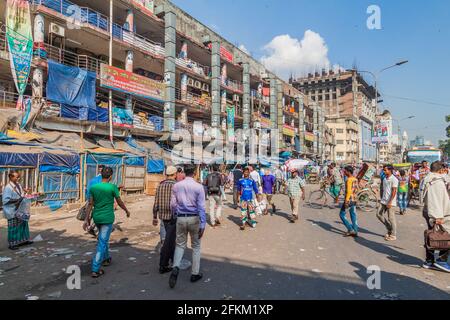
424,224,450,250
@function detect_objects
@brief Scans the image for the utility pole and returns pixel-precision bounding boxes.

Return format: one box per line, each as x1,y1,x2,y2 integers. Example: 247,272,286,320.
108,0,114,147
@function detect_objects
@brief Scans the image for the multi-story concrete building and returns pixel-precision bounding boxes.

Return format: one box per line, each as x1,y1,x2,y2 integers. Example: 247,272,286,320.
290,69,378,164
0,0,323,162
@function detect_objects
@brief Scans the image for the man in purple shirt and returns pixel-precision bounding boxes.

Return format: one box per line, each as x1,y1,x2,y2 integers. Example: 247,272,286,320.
169,164,206,289
261,169,276,215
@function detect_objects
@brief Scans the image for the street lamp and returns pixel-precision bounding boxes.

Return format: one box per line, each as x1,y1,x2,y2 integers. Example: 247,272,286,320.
358,60,409,166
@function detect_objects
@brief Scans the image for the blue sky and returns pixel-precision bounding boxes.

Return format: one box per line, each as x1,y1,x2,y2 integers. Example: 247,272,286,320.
171,0,450,145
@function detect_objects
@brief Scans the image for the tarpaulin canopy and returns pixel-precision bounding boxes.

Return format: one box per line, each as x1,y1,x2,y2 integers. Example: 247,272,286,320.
47,60,96,109
0,151,80,173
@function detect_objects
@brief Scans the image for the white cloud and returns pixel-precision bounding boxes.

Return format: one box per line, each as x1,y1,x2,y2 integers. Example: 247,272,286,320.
239,44,250,55
260,30,342,80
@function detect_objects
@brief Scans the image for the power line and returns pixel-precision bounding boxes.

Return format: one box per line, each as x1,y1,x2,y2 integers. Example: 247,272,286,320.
384,94,450,108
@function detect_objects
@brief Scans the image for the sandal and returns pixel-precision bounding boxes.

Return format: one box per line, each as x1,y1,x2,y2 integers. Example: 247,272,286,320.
102,258,112,267
91,269,105,278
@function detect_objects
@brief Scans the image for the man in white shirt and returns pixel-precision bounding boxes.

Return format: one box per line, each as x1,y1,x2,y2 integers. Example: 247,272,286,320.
377,164,399,241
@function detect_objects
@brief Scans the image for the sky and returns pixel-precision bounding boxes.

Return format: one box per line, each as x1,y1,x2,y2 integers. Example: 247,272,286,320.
171,0,450,146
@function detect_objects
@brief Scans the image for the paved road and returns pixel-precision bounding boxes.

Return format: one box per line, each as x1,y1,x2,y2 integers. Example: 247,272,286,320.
0,187,449,300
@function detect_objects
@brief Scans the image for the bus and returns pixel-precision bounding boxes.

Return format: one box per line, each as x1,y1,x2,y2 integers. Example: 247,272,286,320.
404,146,443,164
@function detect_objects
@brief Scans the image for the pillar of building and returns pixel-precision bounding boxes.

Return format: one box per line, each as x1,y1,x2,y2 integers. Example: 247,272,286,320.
313,103,319,157
164,8,176,132
318,105,325,162
242,62,250,130
125,50,134,112
211,40,221,129
32,14,45,99
269,76,277,129
178,73,188,126
276,80,283,146
298,95,305,155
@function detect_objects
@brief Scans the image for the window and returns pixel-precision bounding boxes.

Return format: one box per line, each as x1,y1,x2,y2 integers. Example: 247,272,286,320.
336,140,344,145
336,129,344,134
337,152,344,157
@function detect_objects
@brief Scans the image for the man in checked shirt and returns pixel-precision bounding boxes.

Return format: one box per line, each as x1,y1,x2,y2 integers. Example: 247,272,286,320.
153,166,178,274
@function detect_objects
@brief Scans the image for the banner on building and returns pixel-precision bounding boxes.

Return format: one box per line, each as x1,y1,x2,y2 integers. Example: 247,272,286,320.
226,105,235,142
6,0,33,109
372,121,389,144
207,43,234,63
283,124,296,137
260,117,271,129
100,64,165,103
305,132,315,142
132,0,154,14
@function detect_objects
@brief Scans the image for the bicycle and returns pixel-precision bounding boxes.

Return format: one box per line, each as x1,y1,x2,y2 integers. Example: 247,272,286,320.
307,180,341,209
308,179,380,212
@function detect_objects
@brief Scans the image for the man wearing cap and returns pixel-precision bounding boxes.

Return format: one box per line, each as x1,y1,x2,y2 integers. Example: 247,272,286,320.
286,168,306,223
153,166,178,274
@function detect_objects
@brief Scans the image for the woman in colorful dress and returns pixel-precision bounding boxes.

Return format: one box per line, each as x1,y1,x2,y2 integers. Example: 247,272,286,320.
2,171,33,250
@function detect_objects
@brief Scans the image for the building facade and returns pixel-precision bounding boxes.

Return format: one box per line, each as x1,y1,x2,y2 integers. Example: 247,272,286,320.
0,0,323,163
290,69,378,164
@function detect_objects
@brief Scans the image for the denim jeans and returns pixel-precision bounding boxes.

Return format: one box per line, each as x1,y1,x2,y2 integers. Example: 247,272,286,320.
340,203,358,233
398,192,408,211
92,224,113,273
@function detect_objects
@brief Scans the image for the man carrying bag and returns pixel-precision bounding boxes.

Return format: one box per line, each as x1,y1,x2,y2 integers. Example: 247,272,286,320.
421,161,450,272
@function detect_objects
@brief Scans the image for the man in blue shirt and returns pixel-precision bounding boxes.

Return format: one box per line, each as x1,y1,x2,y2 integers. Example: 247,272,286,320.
237,167,260,230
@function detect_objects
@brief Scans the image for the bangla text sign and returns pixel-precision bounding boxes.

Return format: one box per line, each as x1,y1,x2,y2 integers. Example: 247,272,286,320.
100,64,165,102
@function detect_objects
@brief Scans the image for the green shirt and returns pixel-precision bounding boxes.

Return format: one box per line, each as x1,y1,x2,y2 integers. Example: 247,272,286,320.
89,182,120,225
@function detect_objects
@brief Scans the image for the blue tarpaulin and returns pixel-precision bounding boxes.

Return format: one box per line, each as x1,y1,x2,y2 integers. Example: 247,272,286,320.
47,60,96,109
125,157,145,166
0,151,80,173
147,159,164,173
61,104,108,122
41,173,79,211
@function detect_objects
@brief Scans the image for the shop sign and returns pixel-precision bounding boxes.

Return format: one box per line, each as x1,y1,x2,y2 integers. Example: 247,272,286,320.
100,64,165,102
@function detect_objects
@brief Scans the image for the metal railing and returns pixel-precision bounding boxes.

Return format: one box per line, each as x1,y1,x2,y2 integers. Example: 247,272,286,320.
221,78,243,92
32,0,165,57
0,90,32,109
175,57,210,78
44,44,99,73
175,87,212,109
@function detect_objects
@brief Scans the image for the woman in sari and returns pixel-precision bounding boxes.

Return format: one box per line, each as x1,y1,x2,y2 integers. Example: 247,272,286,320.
2,171,33,250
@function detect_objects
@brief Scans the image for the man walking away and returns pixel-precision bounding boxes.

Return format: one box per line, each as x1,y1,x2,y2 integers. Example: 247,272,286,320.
169,164,206,288
84,167,131,278
232,165,243,209
377,165,399,242
205,164,224,227
329,163,343,204
153,166,177,274
286,168,306,223
340,166,359,237
421,161,450,272
397,170,409,215
237,167,260,230
261,169,276,215
274,166,284,194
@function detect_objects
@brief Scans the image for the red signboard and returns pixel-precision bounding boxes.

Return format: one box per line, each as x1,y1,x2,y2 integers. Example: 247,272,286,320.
207,43,234,63
100,64,165,102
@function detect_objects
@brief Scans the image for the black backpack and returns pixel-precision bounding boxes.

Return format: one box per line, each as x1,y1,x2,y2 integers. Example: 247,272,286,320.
207,173,221,194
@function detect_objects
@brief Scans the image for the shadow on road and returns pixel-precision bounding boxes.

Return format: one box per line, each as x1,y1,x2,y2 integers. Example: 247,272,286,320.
0,223,448,300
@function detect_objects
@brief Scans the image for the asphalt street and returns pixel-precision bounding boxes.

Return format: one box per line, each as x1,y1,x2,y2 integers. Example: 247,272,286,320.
0,187,449,300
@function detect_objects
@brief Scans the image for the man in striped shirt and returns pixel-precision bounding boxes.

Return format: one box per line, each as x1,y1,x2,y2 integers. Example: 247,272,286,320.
153,166,178,274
